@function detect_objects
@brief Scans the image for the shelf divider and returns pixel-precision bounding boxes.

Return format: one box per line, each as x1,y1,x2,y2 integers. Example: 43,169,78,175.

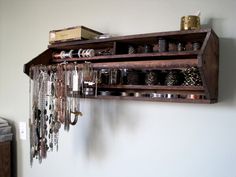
91,59,198,69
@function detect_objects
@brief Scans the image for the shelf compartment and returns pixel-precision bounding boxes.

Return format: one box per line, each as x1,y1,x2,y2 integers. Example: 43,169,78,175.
98,85,204,95
49,41,115,50
51,51,199,63
83,95,214,104
91,59,198,69
27,59,198,73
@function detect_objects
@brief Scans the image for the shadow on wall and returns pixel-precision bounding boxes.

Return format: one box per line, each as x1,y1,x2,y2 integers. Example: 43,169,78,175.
203,17,236,105
218,37,236,104
76,99,139,160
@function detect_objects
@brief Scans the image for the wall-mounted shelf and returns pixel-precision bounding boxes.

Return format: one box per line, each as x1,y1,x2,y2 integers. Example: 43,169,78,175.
24,28,219,104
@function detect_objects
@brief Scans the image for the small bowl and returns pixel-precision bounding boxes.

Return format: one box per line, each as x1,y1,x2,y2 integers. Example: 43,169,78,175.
181,15,200,30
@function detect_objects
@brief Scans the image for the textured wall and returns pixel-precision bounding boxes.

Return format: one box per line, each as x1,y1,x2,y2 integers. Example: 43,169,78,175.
0,0,236,177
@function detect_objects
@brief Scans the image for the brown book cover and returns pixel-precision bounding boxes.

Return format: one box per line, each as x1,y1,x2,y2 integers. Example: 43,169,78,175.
49,26,103,44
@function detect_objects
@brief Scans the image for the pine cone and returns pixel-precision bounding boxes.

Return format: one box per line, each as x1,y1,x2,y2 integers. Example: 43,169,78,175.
182,67,202,86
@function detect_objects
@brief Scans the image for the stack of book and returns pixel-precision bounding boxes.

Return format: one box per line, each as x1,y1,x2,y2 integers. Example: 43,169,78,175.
0,117,12,142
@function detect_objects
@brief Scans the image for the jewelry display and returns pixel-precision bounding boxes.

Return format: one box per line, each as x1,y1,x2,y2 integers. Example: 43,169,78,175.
23,27,220,168
29,63,85,165
28,66,204,165
109,69,120,85
82,62,97,97
98,69,110,85
52,49,95,59
120,69,128,85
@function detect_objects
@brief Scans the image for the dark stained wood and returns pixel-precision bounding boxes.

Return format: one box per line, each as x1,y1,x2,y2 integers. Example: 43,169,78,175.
49,41,114,50
98,85,204,90
197,31,211,99
48,28,210,49
37,59,198,70
98,85,204,95
91,59,198,69
200,29,219,100
112,41,117,55
24,28,219,104
24,49,53,77
51,51,199,63
83,95,214,104
0,141,11,177
34,58,198,71
98,85,205,95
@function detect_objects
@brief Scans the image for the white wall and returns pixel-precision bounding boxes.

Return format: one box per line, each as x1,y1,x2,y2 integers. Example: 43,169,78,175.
0,0,236,177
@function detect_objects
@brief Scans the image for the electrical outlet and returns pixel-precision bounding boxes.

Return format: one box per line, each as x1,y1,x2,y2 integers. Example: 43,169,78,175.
19,122,27,140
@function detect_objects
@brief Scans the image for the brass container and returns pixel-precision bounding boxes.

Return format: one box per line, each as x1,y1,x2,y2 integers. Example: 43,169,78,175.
181,16,200,30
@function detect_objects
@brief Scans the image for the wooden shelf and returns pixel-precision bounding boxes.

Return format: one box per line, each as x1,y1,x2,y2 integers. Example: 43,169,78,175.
24,28,219,104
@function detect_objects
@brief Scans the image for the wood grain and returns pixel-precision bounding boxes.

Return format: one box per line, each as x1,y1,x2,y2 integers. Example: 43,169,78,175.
23,28,219,103
0,141,11,177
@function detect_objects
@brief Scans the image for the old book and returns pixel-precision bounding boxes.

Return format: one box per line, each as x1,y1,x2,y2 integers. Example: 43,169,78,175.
49,26,103,44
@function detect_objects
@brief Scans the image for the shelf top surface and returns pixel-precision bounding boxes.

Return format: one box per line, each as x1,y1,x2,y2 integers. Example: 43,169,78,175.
48,28,214,49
